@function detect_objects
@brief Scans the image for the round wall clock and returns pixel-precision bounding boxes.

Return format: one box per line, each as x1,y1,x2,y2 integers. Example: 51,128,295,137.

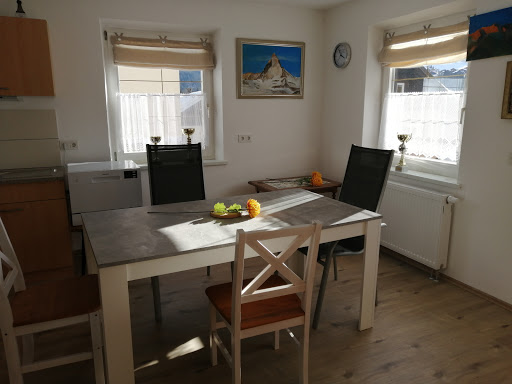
333,42,351,69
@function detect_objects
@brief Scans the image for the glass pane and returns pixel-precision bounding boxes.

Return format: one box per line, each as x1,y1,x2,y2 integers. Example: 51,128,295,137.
180,82,202,94
119,81,162,93
162,82,181,94
179,71,201,82
118,66,162,81
392,61,467,93
161,68,180,81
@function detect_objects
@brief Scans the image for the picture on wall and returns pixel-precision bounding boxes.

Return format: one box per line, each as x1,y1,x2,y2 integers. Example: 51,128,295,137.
502,61,512,119
236,38,305,99
467,7,512,61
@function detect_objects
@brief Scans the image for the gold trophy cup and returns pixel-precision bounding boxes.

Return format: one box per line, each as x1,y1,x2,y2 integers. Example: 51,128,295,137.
182,128,195,145
395,133,412,172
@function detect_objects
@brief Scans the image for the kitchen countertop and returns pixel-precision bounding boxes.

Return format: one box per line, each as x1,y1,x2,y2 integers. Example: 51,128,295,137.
0,166,64,184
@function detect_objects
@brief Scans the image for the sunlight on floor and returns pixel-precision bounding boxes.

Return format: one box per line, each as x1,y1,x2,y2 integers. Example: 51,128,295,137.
166,337,205,360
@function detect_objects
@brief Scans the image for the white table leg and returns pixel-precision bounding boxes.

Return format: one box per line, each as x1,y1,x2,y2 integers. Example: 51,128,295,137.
99,265,135,384
359,218,381,331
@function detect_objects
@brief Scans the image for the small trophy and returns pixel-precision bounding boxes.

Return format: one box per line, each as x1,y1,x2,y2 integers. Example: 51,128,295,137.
395,133,412,172
182,128,195,145
150,136,161,145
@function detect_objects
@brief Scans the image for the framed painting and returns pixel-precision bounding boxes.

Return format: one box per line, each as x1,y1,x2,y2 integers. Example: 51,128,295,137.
468,7,512,61
502,61,512,119
236,38,305,99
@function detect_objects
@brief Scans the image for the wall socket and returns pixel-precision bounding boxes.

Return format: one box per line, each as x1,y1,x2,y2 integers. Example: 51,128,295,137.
62,140,78,150
238,134,253,143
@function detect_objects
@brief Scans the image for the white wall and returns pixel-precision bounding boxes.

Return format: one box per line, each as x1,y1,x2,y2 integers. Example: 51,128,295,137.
2,0,511,305
322,0,512,305
0,0,325,198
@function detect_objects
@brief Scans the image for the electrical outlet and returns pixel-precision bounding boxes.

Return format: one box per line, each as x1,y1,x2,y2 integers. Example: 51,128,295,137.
62,140,78,150
238,134,253,143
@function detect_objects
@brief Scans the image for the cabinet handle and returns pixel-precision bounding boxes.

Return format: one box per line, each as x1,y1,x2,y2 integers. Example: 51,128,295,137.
0,87,9,90
0,208,24,213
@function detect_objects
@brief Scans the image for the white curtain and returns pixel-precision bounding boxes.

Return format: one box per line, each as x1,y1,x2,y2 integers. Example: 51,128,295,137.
378,92,464,163
118,93,207,153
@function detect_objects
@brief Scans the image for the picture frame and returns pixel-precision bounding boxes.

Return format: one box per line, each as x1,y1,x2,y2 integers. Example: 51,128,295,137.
502,61,512,119
236,38,305,99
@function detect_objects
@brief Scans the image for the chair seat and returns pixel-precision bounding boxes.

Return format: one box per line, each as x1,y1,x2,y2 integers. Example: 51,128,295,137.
11,274,101,327
206,275,304,330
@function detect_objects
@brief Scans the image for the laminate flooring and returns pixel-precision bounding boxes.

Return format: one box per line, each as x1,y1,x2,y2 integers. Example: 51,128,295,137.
1,252,511,383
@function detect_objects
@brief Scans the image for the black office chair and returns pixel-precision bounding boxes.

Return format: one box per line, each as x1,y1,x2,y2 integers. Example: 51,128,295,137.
310,144,394,329
147,143,206,322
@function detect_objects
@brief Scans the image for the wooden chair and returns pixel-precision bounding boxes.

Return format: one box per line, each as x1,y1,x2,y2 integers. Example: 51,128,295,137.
205,222,322,384
0,217,105,384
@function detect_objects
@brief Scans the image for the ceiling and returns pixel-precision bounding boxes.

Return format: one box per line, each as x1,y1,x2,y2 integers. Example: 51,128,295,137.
235,0,355,10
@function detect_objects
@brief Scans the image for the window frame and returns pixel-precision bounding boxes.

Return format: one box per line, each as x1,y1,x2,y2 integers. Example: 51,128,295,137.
379,63,469,180
103,28,215,164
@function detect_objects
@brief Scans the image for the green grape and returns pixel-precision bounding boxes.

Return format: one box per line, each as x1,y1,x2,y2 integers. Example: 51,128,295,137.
213,202,227,213
227,203,242,212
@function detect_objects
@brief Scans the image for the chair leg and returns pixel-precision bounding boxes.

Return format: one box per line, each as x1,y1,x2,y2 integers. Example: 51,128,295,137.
207,266,211,276
312,251,334,329
230,261,234,280
300,324,310,384
231,331,241,384
2,327,23,384
89,311,106,384
151,276,162,323
273,330,280,350
209,303,218,366
332,256,338,281
21,334,34,365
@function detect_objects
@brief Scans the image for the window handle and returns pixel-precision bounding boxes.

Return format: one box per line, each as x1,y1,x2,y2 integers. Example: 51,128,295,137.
459,107,466,124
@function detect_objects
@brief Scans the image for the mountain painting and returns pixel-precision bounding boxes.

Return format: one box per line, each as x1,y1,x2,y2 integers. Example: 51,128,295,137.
236,39,304,98
467,7,512,61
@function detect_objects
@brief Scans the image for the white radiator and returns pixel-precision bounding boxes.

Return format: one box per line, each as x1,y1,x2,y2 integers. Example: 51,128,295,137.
379,181,456,270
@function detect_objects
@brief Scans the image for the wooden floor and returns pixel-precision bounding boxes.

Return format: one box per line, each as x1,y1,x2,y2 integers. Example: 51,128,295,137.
1,252,511,384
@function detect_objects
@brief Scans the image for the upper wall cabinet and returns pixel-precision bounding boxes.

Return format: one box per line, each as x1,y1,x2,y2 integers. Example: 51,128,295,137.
0,16,54,96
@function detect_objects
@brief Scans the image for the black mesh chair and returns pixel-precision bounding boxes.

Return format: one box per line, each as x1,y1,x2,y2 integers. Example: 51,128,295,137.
311,144,394,329
147,143,206,322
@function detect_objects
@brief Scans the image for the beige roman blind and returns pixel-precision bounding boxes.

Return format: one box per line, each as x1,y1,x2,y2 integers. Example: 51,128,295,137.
111,34,215,70
378,20,469,68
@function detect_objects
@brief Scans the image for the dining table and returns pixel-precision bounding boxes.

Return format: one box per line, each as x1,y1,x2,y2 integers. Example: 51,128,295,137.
82,188,382,384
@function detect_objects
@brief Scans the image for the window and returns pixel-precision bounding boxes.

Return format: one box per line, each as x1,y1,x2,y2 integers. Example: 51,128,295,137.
377,19,469,178
104,30,215,163
380,61,467,164
117,66,211,156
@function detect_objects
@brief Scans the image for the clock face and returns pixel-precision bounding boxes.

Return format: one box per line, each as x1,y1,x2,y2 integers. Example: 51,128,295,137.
333,42,351,68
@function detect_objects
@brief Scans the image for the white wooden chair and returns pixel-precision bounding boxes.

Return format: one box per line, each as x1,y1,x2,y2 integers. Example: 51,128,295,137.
0,217,105,384
205,221,322,384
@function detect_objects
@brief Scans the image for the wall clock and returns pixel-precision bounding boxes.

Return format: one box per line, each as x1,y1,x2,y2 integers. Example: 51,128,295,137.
333,42,351,69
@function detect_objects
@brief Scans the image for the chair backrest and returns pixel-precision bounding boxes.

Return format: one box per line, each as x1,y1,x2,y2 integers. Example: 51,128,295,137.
0,217,25,327
231,222,322,326
0,217,25,294
339,144,394,213
146,143,206,205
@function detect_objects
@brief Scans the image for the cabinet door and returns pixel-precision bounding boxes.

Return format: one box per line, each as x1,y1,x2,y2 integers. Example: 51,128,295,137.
0,16,54,96
0,198,72,273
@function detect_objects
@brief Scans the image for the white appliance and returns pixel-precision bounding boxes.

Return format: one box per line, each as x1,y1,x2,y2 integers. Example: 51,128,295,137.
67,160,142,226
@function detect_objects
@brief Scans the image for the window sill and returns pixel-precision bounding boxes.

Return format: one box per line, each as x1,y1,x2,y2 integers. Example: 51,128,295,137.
389,169,461,190
136,159,227,170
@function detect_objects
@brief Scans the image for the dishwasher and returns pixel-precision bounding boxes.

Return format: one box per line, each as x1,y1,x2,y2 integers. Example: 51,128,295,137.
67,160,142,226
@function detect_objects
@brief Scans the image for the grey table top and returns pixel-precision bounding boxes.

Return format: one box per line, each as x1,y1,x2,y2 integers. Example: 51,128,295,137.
82,189,381,268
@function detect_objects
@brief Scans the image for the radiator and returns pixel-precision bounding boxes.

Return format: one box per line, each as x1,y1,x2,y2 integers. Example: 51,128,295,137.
379,181,456,270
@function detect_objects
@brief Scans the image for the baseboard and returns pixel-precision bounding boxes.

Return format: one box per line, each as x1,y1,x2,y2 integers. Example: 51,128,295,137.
380,246,512,313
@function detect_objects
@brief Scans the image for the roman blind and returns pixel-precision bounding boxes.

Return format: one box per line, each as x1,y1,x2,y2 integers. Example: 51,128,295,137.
111,34,215,70
378,20,469,68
